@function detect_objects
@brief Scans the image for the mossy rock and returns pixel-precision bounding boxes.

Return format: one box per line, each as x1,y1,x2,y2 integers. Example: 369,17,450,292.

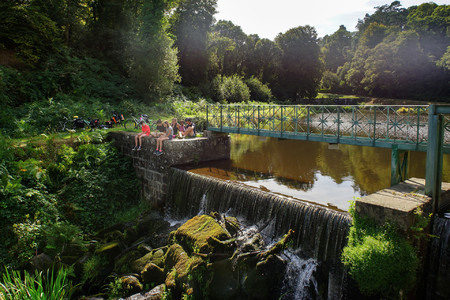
209,259,239,300
242,254,287,300
224,216,240,236
164,243,206,296
169,215,231,254
141,263,166,286
131,247,167,273
120,275,143,295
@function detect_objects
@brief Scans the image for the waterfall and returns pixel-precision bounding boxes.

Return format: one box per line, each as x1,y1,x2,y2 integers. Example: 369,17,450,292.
426,216,450,300
166,168,351,267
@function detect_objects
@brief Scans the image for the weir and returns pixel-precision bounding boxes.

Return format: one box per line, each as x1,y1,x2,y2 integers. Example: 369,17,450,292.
109,130,450,299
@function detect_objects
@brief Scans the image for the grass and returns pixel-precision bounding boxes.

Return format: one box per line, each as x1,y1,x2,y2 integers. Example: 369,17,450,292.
0,267,75,300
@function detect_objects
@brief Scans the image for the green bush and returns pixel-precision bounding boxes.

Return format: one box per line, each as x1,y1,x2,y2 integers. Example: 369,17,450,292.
245,76,273,102
210,75,250,103
341,202,419,298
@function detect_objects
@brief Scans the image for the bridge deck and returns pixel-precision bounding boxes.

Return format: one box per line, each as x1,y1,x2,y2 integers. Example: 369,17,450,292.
206,104,450,153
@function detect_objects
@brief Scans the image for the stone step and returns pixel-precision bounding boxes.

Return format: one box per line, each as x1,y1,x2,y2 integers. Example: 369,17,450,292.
355,178,450,231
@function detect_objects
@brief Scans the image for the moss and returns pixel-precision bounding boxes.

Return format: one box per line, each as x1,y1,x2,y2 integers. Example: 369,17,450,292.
341,202,419,298
169,215,231,254
132,247,167,273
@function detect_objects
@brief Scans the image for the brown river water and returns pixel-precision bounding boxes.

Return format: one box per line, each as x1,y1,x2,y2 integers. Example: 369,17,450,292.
183,134,450,211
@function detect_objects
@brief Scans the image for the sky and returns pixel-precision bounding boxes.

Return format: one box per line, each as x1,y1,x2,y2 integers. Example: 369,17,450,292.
215,0,450,40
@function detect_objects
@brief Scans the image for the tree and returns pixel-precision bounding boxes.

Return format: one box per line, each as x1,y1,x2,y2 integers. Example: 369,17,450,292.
322,25,353,72
407,3,450,59
128,0,180,100
0,1,61,67
275,26,323,100
356,1,409,33
170,0,217,86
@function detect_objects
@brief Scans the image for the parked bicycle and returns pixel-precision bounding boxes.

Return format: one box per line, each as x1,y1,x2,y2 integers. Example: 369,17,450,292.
124,114,150,129
59,116,98,132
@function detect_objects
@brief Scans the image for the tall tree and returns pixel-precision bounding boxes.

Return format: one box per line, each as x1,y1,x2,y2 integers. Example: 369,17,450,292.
0,1,60,67
170,0,217,86
275,26,323,100
128,0,180,100
321,25,353,72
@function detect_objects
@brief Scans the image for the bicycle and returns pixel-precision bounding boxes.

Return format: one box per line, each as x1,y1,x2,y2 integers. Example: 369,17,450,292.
59,116,91,132
124,114,150,129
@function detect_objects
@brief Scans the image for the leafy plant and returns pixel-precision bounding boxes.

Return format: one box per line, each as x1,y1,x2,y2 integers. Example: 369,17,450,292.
211,75,251,103
341,202,419,298
0,267,74,300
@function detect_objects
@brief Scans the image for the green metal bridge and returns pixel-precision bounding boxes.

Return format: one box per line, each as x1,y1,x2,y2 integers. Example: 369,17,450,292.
206,104,450,211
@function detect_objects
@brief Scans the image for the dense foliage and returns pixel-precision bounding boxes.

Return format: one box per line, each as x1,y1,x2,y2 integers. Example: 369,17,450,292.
341,202,419,298
0,134,139,268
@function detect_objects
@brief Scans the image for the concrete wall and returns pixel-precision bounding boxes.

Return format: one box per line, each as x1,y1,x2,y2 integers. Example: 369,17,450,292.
108,131,230,207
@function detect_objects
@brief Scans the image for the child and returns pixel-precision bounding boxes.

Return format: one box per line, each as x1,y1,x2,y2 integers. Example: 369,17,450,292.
133,121,150,151
154,120,173,156
181,117,196,137
171,118,179,138
177,120,186,138
150,119,166,138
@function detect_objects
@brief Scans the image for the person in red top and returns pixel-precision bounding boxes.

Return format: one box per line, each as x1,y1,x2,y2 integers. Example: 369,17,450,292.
133,121,150,151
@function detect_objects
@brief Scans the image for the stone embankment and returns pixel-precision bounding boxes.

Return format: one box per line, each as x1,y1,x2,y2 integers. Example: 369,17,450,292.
107,131,230,207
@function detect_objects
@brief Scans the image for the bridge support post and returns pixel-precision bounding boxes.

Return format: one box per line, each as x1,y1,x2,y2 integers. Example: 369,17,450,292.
425,105,444,213
391,144,410,186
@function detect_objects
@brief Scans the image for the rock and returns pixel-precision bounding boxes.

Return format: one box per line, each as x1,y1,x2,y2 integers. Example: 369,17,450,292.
169,215,231,254
131,247,167,273
125,284,165,300
141,263,165,286
242,254,287,300
120,275,143,294
164,243,205,297
223,216,240,236
241,233,265,252
209,259,239,300
30,253,53,271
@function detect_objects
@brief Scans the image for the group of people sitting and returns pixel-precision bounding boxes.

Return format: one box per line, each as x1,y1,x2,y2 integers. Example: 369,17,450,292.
132,117,196,155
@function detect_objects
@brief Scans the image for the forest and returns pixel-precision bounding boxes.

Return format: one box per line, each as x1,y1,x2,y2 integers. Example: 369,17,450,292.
0,0,449,298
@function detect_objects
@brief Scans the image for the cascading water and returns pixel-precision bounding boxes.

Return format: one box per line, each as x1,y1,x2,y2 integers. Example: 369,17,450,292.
166,168,352,299
425,216,450,300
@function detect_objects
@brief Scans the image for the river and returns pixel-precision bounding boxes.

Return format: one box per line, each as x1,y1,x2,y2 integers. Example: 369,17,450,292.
182,134,450,211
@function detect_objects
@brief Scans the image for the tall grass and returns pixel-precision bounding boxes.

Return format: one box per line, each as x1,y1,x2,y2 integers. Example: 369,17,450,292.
0,267,74,300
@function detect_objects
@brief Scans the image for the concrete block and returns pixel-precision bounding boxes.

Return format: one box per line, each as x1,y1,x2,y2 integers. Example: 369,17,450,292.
355,178,431,231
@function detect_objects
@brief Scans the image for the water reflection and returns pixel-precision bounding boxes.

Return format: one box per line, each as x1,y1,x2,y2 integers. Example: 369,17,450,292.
185,134,450,211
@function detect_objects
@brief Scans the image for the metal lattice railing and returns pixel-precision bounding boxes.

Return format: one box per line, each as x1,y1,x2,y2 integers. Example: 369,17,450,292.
206,104,450,153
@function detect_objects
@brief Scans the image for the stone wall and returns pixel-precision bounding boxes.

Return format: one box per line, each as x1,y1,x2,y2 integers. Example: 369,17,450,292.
107,131,230,207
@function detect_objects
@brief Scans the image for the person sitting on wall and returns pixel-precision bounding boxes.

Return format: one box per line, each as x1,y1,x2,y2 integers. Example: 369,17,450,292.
177,120,186,138
133,121,150,151
180,117,196,138
154,120,173,156
171,118,179,138
150,119,166,138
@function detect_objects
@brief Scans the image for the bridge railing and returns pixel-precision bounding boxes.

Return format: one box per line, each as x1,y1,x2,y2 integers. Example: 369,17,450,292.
206,104,438,151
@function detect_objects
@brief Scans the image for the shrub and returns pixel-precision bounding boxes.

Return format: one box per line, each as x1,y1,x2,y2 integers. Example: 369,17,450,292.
341,202,419,298
245,76,273,102
210,75,250,103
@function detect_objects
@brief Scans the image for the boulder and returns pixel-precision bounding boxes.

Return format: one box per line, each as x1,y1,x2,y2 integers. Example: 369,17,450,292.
131,247,167,273
120,275,143,294
141,263,165,286
125,284,165,300
169,215,231,254
30,253,53,271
